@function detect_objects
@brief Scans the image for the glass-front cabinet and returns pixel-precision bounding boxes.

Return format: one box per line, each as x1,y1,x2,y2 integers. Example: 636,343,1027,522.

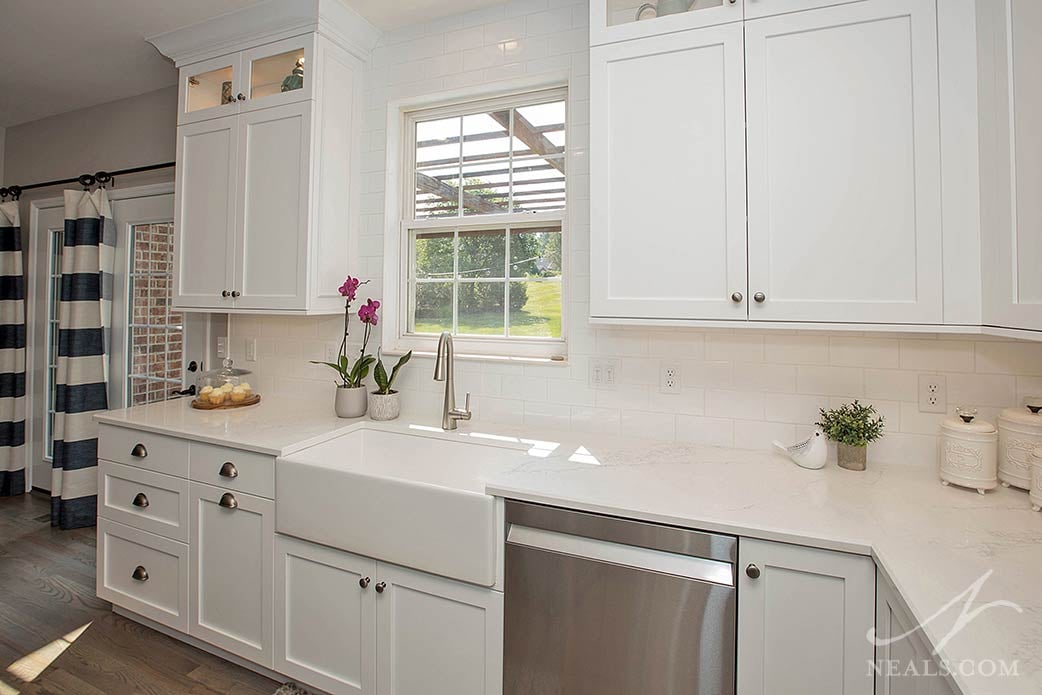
591,0,741,45
178,36,314,125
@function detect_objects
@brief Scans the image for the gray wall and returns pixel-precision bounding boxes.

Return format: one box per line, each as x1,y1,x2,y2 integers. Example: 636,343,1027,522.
2,85,177,215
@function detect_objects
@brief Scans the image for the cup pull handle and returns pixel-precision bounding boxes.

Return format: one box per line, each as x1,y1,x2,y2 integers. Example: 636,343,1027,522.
219,461,239,479
131,443,147,458
132,492,149,508
132,566,149,582
218,492,238,510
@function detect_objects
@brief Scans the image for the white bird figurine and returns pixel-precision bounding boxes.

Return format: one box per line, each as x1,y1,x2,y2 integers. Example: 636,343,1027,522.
773,430,828,470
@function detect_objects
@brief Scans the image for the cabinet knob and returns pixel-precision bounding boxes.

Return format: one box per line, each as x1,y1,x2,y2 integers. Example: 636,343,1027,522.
132,566,149,582
746,563,761,579
375,581,386,594
218,492,238,510
222,290,231,298
131,443,148,458
132,492,149,508
753,292,766,303
237,93,247,102
219,461,239,479
231,290,241,298
359,576,371,589
731,292,743,303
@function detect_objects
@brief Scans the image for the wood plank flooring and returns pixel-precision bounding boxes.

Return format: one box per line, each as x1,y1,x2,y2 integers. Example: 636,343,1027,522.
0,492,279,695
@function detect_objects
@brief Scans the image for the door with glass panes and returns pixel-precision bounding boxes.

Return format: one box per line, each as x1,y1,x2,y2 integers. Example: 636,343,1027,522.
29,187,206,491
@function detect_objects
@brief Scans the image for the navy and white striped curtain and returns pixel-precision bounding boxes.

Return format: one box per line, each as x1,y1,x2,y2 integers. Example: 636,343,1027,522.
0,201,26,497
51,189,114,529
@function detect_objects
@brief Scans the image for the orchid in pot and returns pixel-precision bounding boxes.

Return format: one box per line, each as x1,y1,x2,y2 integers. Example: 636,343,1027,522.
369,349,413,421
310,276,379,418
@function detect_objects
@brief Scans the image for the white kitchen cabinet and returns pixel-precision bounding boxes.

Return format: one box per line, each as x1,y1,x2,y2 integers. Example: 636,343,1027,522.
737,538,875,695
590,22,748,321
591,0,742,47
154,1,378,315
979,0,1042,335
744,0,942,324
875,569,960,695
376,562,503,695
275,535,377,695
189,483,275,667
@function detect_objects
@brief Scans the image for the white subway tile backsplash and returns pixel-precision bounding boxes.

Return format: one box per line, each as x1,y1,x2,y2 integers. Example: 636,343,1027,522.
225,0,1042,469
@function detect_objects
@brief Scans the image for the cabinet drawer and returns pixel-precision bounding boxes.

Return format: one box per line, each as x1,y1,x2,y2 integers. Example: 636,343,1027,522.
190,442,274,499
97,518,189,633
99,461,190,542
99,425,190,478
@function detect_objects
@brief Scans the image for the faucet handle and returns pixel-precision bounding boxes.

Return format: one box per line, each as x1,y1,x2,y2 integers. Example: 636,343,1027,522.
464,392,471,413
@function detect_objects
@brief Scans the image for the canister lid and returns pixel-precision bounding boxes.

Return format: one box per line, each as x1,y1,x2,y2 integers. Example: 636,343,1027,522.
942,408,996,434
998,399,1042,425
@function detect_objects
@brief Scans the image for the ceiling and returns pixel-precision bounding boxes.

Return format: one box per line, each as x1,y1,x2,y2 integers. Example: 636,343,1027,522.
0,0,507,129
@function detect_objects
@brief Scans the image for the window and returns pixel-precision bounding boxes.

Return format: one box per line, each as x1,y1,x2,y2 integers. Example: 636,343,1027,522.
126,222,184,406
396,88,567,359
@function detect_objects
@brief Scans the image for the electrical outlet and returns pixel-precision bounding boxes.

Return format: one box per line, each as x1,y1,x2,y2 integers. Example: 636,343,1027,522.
245,338,257,362
660,363,681,394
918,374,947,414
216,337,227,359
589,358,619,390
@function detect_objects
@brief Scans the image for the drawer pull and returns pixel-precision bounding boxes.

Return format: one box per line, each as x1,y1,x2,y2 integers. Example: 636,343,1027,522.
131,443,148,458
132,566,149,582
375,581,386,594
359,576,371,589
132,492,149,508
219,461,239,479
218,492,238,510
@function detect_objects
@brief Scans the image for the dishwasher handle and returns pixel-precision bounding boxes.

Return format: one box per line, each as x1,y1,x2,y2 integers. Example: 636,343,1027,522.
508,524,734,587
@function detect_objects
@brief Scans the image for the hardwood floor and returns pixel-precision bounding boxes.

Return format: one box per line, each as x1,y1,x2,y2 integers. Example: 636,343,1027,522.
0,492,279,695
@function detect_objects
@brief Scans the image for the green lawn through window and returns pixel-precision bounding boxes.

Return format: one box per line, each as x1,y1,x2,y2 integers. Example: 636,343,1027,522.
414,281,561,337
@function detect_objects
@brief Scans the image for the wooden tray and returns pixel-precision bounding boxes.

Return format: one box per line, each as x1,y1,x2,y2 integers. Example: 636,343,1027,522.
191,393,261,410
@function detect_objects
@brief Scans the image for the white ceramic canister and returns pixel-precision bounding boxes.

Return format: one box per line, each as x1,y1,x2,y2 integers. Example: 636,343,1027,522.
1031,448,1042,512
996,403,1042,490
939,412,998,495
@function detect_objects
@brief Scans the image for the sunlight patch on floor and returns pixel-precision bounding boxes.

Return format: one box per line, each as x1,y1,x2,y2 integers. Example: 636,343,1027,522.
6,621,92,683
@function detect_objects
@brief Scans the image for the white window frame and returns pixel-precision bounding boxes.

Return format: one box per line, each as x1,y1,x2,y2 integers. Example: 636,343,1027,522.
383,77,571,362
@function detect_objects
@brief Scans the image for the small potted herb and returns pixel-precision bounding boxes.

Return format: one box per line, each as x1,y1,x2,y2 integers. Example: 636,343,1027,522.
369,350,413,421
311,276,377,418
817,400,885,471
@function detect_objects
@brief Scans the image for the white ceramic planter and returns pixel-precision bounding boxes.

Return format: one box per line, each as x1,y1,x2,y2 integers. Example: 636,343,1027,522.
369,391,401,421
334,386,367,418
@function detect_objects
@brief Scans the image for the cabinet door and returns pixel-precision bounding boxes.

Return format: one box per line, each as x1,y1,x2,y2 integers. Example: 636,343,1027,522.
174,116,237,309
875,570,959,695
737,538,875,695
745,0,942,324
240,35,315,113
178,53,242,126
591,0,742,47
275,536,377,695
189,483,274,667
232,102,312,310
590,24,748,321
981,0,1042,332
376,563,503,695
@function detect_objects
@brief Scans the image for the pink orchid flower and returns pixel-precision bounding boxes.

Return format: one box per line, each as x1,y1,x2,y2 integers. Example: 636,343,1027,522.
338,276,361,301
358,299,380,325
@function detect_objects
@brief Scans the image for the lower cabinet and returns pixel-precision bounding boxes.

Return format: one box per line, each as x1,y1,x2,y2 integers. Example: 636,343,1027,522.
274,535,503,695
189,483,275,668
875,570,959,695
737,538,876,695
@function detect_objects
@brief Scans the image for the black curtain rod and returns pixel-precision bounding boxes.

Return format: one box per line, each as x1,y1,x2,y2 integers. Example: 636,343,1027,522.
0,161,176,200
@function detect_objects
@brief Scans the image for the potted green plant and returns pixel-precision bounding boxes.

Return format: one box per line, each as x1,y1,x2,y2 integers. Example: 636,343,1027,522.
311,276,377,418
370,350,412,421
817,400,886,471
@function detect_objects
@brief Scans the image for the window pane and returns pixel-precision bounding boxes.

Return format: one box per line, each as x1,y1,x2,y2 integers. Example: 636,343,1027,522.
458,281,506,336
509,281,562,338
459,229,505,279
415,168,460,219
414,231,454,279
413,282,453,334
461,111,510,216
416,116,462,219
511,227,562,278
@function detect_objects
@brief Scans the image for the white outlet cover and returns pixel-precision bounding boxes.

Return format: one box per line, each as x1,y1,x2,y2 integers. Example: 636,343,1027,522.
918,374,947,414
660,363,681,394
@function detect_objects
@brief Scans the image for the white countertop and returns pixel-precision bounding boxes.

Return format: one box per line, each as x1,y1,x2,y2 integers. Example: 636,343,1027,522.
95,397,362,456
95,401,1042,693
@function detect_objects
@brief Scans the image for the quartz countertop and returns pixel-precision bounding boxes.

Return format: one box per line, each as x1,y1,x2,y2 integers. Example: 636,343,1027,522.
95,397,362,456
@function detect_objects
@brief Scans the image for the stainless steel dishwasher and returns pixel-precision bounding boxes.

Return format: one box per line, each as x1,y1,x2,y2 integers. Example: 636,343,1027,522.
504,501,737,695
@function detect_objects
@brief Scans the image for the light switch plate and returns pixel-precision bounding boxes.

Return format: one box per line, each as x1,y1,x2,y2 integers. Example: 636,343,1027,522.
245,338,257,362
589,358,619,390
918,374,947,413
216,336,228,359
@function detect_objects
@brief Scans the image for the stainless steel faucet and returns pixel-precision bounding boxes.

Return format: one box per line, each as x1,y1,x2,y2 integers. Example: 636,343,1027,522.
433,332,472,430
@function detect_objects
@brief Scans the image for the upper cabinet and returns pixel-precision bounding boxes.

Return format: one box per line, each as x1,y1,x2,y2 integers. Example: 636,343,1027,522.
589,0,973,330
980,0,1042,334
150,0,379,315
